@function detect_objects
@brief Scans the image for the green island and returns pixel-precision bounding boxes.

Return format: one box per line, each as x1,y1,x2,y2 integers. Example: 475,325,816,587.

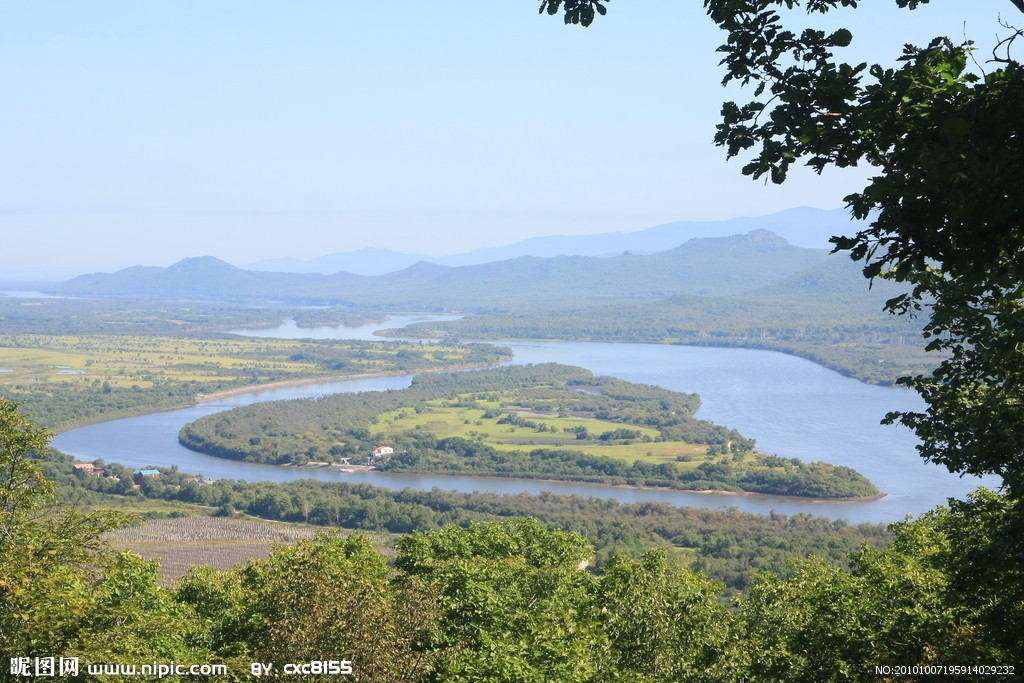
178,363,879,499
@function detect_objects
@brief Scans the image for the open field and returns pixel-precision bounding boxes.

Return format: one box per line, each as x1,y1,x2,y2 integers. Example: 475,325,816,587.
370,400,722,466
103,517,399,586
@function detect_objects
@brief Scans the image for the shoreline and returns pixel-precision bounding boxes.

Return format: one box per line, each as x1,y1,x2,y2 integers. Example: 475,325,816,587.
196,359,507,403
196,456,884,504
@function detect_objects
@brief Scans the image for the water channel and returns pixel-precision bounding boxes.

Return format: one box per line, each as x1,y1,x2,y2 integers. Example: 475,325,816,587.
52,315,999,524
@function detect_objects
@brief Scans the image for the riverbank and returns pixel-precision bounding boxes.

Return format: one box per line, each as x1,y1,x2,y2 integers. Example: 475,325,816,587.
183,454,886,503
379,329,936,387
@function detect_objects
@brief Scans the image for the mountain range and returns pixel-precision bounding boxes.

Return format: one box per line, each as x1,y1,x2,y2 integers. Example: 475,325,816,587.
243,206,859,276
52,230,835,311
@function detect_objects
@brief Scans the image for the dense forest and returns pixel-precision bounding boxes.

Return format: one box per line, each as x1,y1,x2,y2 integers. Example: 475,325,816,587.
178,364,877,498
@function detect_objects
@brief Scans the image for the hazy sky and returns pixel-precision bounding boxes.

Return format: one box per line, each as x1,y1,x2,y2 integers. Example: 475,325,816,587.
1,1,1014,278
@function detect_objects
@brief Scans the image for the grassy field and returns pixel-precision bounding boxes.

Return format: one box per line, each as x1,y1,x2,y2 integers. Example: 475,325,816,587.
370,397,737,468
103,517,398,586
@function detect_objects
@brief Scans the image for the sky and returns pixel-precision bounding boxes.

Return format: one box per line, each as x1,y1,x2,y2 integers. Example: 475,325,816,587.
1,1,1015,279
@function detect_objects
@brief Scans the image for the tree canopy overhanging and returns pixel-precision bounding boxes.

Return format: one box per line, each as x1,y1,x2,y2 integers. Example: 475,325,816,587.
541,0,1024,499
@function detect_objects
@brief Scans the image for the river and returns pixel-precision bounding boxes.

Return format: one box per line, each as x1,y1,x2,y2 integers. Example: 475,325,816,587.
52,315,999,524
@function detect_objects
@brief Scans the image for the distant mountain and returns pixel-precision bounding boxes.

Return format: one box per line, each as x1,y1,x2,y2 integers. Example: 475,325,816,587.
241,207,859,276
56,256,321,300
431,206,856,267
52,231,829,310
245,247,430,276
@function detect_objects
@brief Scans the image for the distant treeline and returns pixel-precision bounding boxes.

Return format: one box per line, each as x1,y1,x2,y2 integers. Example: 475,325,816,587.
0,296,381,336
374,435,877,499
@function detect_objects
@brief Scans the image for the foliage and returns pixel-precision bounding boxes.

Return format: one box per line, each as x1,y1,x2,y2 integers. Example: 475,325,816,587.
596,550,738,682
698,0,1024,497
395,519,600,682
0,399,199,669
177,532,440,683
49,448,892,593
739,489,1018,680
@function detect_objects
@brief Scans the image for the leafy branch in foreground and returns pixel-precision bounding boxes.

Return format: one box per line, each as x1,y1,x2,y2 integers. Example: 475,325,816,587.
543,0,1024,496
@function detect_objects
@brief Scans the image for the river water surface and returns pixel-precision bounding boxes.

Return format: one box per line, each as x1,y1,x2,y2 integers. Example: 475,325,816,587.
53,316,999,524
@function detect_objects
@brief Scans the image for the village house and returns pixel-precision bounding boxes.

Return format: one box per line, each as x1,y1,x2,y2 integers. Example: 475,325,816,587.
371,446,394,459
72,462,106,477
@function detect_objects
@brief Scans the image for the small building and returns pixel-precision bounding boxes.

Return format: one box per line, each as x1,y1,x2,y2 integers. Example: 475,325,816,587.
133,469,161,486
73,462,106,477
371,446,394,458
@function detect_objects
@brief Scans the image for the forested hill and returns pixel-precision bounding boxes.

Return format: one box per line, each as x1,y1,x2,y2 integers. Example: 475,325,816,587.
50,230,828,309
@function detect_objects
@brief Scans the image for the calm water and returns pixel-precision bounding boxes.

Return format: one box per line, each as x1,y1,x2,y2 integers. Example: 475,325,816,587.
53,317,999,524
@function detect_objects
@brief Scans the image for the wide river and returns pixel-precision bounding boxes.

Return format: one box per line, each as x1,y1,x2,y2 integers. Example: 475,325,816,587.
53,315,999,524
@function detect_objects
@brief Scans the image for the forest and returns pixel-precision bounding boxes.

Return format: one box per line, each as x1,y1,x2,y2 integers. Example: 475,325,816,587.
178,364,877,498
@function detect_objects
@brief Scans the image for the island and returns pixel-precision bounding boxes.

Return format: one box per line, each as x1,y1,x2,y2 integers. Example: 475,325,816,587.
179,363,880,499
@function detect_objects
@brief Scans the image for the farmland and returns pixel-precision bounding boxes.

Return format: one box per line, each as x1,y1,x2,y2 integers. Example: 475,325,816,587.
103,517,397,586
0,333,510,430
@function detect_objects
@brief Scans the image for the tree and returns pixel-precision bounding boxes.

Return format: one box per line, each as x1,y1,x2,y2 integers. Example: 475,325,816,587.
738,489,1017,680
177,532,441,683
394,519,603,682
541,0,1024,498
596,549,737,682
0,399,194,666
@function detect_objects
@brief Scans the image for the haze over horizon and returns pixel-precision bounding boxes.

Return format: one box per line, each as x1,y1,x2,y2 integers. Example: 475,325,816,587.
2,1,1010,280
